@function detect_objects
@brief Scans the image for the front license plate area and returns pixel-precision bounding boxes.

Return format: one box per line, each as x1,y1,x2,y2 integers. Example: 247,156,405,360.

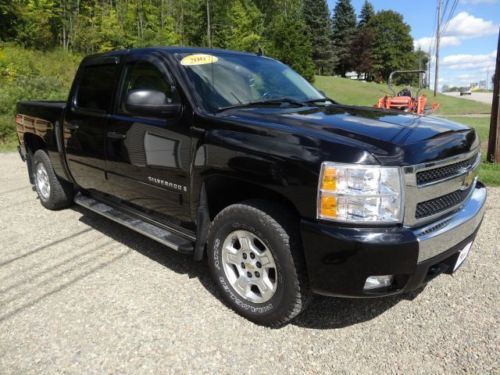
453,242,473,272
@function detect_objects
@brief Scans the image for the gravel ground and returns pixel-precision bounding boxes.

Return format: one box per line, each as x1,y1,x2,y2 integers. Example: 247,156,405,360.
0,152,498,374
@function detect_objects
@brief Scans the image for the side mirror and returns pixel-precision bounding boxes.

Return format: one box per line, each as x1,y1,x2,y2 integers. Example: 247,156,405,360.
125,89,181,116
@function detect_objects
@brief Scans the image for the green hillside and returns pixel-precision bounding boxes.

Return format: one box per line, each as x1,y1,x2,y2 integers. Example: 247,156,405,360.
314,75,492,115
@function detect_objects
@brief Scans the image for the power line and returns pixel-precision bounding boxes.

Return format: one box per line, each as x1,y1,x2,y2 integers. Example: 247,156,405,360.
441,0,459,35
442,0,450,23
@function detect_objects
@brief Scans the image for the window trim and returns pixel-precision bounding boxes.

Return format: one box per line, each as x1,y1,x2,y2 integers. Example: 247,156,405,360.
116,56,179,118
72,60,121,115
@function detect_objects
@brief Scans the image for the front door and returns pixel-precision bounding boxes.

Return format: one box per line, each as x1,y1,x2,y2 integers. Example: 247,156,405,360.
105,55,192,223
64,58,121,193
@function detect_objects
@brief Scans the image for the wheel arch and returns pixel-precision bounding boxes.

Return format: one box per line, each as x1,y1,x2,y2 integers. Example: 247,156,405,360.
23,133,47,184
204,175,301,221
193,175,303,261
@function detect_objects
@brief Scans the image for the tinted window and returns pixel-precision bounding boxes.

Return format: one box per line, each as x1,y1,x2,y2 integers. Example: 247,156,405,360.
76,64,119,112
120,62,177,113
178,53,323,112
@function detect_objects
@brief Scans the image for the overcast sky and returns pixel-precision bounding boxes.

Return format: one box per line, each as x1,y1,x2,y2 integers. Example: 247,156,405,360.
327,0,499,89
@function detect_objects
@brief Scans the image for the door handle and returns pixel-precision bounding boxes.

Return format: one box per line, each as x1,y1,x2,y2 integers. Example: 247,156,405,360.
66,122,79,130
107,131,127,140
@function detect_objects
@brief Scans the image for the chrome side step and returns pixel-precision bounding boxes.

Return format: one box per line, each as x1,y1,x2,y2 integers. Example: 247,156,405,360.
74,193,194,254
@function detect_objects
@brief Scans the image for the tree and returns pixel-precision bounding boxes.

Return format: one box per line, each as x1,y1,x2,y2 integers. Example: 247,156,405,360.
358,0,374,29
303,0,334,75
331,0,357,76
351,26,374,79
350,0,375,79
265,13,316,81
0,1,21,42
15,0,59,49
368,10,415,81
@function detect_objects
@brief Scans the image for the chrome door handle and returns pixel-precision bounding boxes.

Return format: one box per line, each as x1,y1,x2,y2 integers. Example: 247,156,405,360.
66,122,79,130
107,131,126,140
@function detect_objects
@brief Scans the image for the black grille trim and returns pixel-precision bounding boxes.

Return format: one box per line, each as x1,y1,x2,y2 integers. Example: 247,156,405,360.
416,154,478,185
415,188,471,219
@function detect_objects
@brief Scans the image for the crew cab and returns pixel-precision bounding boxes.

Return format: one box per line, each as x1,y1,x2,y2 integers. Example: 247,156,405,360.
15,47,487,326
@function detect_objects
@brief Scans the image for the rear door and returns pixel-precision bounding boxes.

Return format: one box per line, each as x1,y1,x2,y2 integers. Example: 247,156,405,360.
105,53,192,223
64,57,120,193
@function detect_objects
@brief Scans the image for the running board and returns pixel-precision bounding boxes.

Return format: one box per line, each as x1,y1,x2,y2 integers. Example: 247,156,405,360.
74,193,194,254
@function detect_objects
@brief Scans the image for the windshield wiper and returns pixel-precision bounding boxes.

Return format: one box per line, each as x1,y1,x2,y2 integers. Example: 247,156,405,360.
303,97,336,105
217,97,305,112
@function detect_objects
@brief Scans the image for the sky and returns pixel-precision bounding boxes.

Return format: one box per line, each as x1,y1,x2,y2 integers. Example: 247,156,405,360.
327,0,500,90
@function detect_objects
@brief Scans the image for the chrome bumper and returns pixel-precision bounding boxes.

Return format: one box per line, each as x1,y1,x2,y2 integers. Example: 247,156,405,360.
414,184,487,262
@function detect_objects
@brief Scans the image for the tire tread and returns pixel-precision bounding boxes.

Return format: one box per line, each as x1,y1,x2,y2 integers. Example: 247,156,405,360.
208,199,311,327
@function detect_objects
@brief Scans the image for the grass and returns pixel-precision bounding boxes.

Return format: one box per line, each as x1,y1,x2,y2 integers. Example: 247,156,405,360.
0,44,80,151
442,116,500,186
314,75,492,115
0,138,17,153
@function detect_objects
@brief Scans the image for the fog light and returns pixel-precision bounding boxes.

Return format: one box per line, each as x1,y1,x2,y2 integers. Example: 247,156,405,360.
364,275,394,290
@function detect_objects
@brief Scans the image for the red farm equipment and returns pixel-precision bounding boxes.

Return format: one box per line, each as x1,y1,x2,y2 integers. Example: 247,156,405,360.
374,70,440,115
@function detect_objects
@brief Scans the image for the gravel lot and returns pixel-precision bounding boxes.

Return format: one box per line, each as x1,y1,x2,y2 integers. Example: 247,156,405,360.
0,152,498,374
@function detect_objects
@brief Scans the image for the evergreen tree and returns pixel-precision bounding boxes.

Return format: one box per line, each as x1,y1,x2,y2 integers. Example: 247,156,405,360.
358,0,374,28
303,0,334,75
265,12,316,81
225,0,263,52
351,0,375,79
368,10,415,81
331,0,357,76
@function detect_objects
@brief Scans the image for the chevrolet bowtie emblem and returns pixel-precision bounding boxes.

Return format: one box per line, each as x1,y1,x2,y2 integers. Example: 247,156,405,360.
461,170,475,190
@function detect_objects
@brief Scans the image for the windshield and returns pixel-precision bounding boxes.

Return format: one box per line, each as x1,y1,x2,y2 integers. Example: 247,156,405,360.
177,53,324,112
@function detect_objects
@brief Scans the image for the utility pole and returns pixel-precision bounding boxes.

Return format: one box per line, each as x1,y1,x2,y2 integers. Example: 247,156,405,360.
487,29,500,163
427,47,432,89
434,0,442,97
486,67,490,90
206,0,212,48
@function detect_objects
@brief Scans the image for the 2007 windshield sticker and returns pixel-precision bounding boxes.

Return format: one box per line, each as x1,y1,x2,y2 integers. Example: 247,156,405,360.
180,54,218,66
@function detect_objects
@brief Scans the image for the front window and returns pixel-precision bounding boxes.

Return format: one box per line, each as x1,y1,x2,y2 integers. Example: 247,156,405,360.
119,61,178,114
177,53,324,112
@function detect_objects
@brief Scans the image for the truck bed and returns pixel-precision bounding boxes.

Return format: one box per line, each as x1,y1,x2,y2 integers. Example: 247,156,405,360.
17,100,66,124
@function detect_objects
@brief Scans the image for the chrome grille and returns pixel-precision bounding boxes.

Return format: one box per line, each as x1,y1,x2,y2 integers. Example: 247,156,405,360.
416,154,478,186
403,150,480,226
415,187,472,219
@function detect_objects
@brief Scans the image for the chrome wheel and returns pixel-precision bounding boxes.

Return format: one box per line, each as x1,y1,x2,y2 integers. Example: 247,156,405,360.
221,230,278,304
35,162,50,200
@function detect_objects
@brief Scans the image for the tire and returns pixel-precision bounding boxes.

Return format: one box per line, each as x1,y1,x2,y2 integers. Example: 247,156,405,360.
207,200,311,327
32,150,74,210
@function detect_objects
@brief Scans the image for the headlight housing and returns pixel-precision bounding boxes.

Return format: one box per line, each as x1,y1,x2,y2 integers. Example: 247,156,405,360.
317,162,403,223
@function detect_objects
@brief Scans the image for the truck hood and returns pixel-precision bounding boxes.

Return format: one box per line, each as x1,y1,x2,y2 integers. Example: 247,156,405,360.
219,104,479,165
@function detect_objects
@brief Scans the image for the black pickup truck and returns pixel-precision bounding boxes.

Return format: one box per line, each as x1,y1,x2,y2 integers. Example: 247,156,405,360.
15,47,486,326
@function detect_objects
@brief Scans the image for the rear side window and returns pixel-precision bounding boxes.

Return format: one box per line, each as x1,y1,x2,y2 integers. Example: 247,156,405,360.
76,64,119,112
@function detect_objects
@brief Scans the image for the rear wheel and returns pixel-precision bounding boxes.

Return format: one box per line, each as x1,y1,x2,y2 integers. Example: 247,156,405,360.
32,150,74,210
207,200,310,327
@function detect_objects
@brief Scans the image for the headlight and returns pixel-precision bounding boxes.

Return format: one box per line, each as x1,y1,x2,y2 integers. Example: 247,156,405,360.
317,162,403,223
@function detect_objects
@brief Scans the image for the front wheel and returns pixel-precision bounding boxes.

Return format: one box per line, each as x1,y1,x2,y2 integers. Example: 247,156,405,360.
207,200,310,327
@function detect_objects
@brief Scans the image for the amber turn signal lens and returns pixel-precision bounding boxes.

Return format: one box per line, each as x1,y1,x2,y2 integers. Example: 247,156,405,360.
321,167,336,191
320,195,337,218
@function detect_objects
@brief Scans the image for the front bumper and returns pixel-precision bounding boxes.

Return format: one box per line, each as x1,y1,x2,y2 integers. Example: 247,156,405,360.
301,182,487,297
